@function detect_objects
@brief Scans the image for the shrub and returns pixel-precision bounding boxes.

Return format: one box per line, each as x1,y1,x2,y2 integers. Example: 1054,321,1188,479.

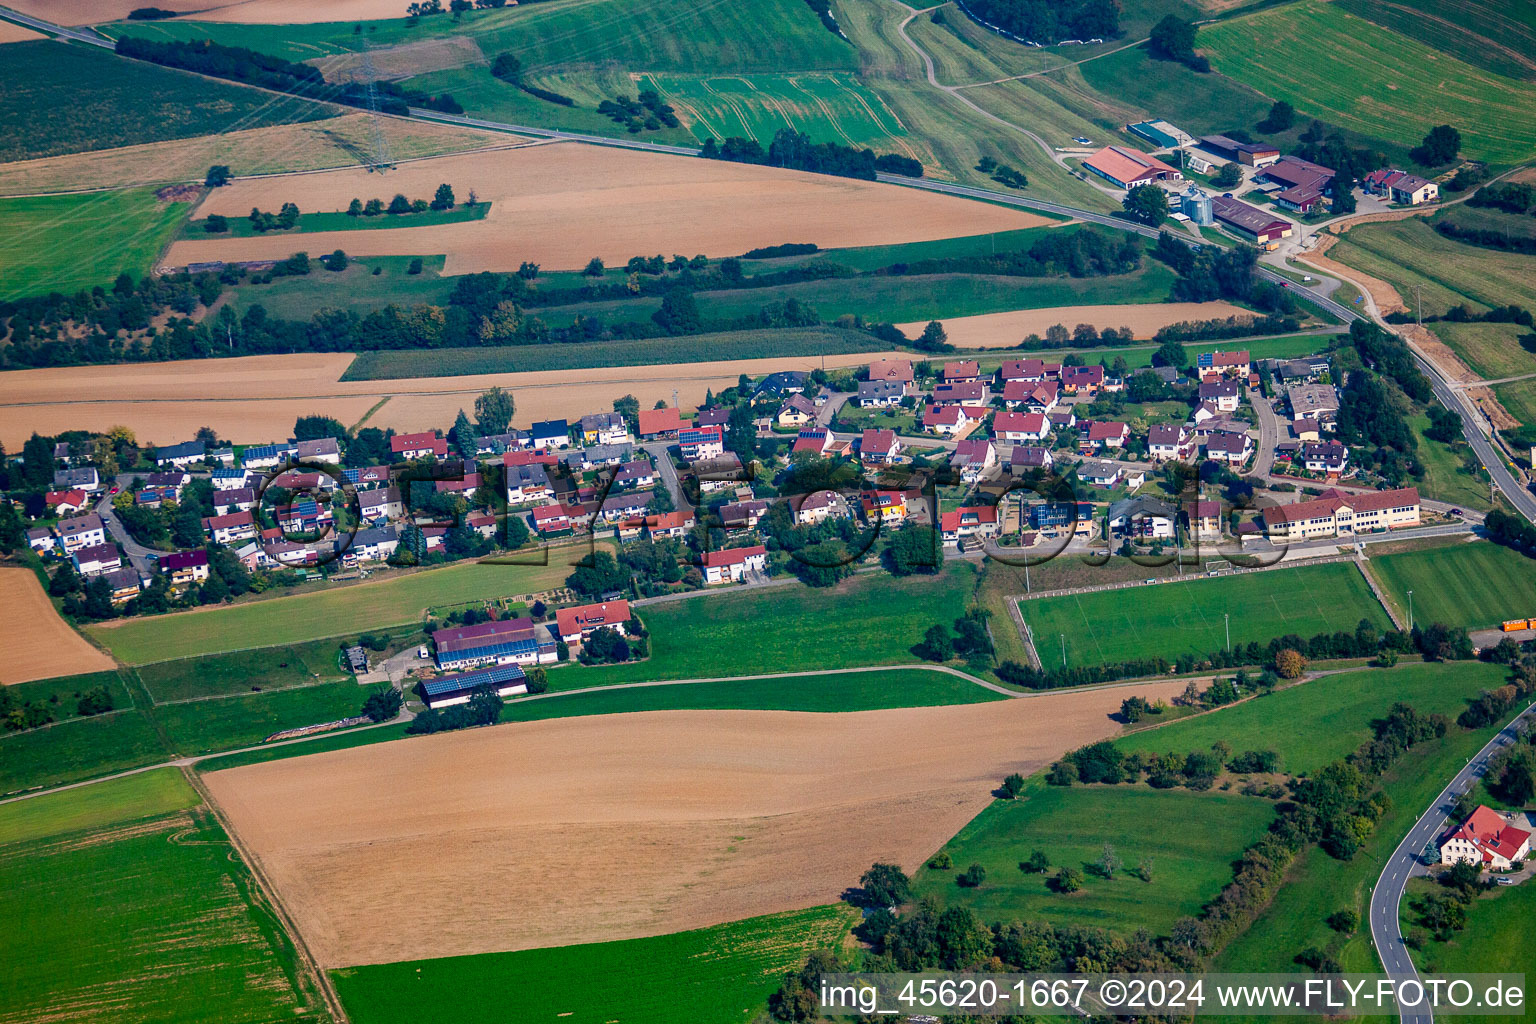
957,862,987,887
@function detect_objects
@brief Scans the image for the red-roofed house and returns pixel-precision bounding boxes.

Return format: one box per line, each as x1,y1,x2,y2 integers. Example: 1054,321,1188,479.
860,490,909,525
860,428,901,465
46,489,89,515
637,406,684,438
391,431,448,459
993,410,1049,443
1078,420,1129,451
867,358,915,389
792,429,833,456
202,510,256,545
1003,379,1060,413
701,544,768,584
922,404,983,436
531,503,573,534
556,600,631,646
999,358,1051,383
1082,146,1183,189
940,505,1000,545
950,438,997,483
1439,806,1532,871
1061,364,1105,395
1261,486,1420,540
943,360,982,383
932,381,988,406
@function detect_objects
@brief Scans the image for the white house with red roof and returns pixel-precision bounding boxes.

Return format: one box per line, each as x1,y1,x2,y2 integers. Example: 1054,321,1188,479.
859,428,901,465
940,505,1000,545
942,360,982,383
46,489,89,515
701,544,768,584
531,504,572,534
922,404,984,436
1147,423,1196,462
1078,420,1129,451
556,600,631,647
791,429,833,456
993,410,1049,443
999,358,1057,383
867,358,915,389
637,406,683,438
391,431,448,460
1439,806,1532,871
932,381,988,406
949,439,997,483
1197,349,1251,382
679,423,725,461
1061,364,1105,395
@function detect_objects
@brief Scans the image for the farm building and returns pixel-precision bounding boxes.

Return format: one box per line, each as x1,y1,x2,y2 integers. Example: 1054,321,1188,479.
1197,136,1280,167
1126,120,1192,149
1256,155,1335,194
1211,196,1293,246
1081,146,1183,189
420,663,529,709
1181,188,1214,225
433,616,557,670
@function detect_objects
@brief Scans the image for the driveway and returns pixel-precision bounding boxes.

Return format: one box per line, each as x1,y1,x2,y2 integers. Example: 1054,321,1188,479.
94,478,172,575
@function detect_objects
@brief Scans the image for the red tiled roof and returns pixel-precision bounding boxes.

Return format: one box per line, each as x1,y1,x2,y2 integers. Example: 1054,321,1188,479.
702,545,767,568
556,600,630,639
637,406,683,435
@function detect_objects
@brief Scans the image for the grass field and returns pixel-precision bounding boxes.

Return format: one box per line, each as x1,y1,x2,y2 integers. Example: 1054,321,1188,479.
1433,203,1536,247
1333,0,1536,81
912,778,1275,935
1327,218,1536,316
340,326,889,380
1431,321,1536,381
1410,412,1493,511
1402,874,1536,1006
0,770,332,1024
1494,377,1536,431
642,71,910,149
0,707,171,796
136,638,350,703
1119,661,1512,773
0,186,193,300
185,203,489,239
1213,679,1524,980
111,0,857,73
0,40,330,164
1368,540,1536,630
331,904,856,1024
153,680,368,754
225,253,451,319
502,667,1003,722
87,553,578,664
571,564,979,687
1019,562,1391,668
1199,1,1536,164
1,669,136,727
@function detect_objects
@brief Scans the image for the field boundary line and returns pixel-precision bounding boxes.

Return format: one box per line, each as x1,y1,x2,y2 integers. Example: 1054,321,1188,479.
148,678,347,708
181,766,350,1024
1355,556,1407,631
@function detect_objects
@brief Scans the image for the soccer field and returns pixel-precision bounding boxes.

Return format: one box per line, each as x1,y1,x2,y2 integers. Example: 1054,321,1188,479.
1019,562,1391,668
1368,540,1536,631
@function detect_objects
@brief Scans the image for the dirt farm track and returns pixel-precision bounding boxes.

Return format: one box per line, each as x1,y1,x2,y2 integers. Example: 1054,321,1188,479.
0,567,117,684
166,143,1053,275
203,679,1186,967
0,349,908,449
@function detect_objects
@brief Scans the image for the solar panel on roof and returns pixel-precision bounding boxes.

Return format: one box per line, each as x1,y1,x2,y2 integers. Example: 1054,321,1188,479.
421,663,528,697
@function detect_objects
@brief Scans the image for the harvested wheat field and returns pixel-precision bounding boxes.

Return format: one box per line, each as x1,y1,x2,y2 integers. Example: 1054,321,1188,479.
311,36,486,81
0,19,44,42
167,143,1054,274
0,567,116,684
899,302,1253,348
0,115,506,197
204,678,1185,967
0,350,900,448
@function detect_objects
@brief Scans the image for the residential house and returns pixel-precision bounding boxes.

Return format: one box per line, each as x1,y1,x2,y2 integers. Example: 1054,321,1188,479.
940,505,1000,546
1079,461,1122,489
202,510,256,545
1390,174,1438,206
932,381,987,406
1030,501,1096,536
531,419,571,449
998,358,1057,383
1204,430,1253,465
433,616,557,671
45,489,89,515
949,438,997,483
154,440,206,467
791,429,833,456
860,490,908,525
274,499,330,535
867,358,915,391
241,443,297,470
580,412,631,446
613,460,657,490
644,509,694,538
679,424,725,461
295,437,341,462
1197,349,1252,381
576,443,636,470
213,487,256,516
994,410,1050,444
1047,408,1078,432
859,428,901,465
638,406,684,439
73,542,122,576
1061,364,1105,395
793,490,847,525
1301,440,1349,476
103,567,143,603
531,504,572,535
1198,380,1242,412
858,379,905,408
922,404,982,436
721,499,771,530
344,526,400,563
359,486,403,521
1286,382,1340,427
211,468,250,490
160,549,210,588
1007,445,1054,472
26,527,55,553
776,394,818,427
1438,806,1531,871
473,431,530,455
694,408,732,429
391,431,448,460
1108,495,1176,539
1293,419,1321,442
1078,420,1129,451
600,490,652,524
556,600,631,647
701,544,768,584
1261,486,1420,540
1009,380,1061,414
752,370,809,400
1147,423,1196,462
1185,500,1223,539
53,467,100,492
57,514,106,553
943,360,982,384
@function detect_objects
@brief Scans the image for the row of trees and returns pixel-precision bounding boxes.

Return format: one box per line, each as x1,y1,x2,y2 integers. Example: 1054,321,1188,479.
962,0,1119,45
699,128,924,181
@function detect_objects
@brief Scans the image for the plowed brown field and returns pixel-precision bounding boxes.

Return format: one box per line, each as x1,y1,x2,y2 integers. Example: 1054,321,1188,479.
0,349,901,448
899,302,1253,348
0,567,117,684
166,143,1053,274
203,678,1186,967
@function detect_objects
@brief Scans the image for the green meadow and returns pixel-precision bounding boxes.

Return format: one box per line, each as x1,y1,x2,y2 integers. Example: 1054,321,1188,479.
1368,540,1536,630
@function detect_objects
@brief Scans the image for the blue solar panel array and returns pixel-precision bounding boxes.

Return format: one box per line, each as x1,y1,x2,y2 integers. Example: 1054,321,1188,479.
435,638,548,670
421,663,527,698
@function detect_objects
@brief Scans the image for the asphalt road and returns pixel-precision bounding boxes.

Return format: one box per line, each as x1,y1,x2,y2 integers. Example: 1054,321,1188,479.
0,6,111,46
93,478,172,575
1368,699,1536,1024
